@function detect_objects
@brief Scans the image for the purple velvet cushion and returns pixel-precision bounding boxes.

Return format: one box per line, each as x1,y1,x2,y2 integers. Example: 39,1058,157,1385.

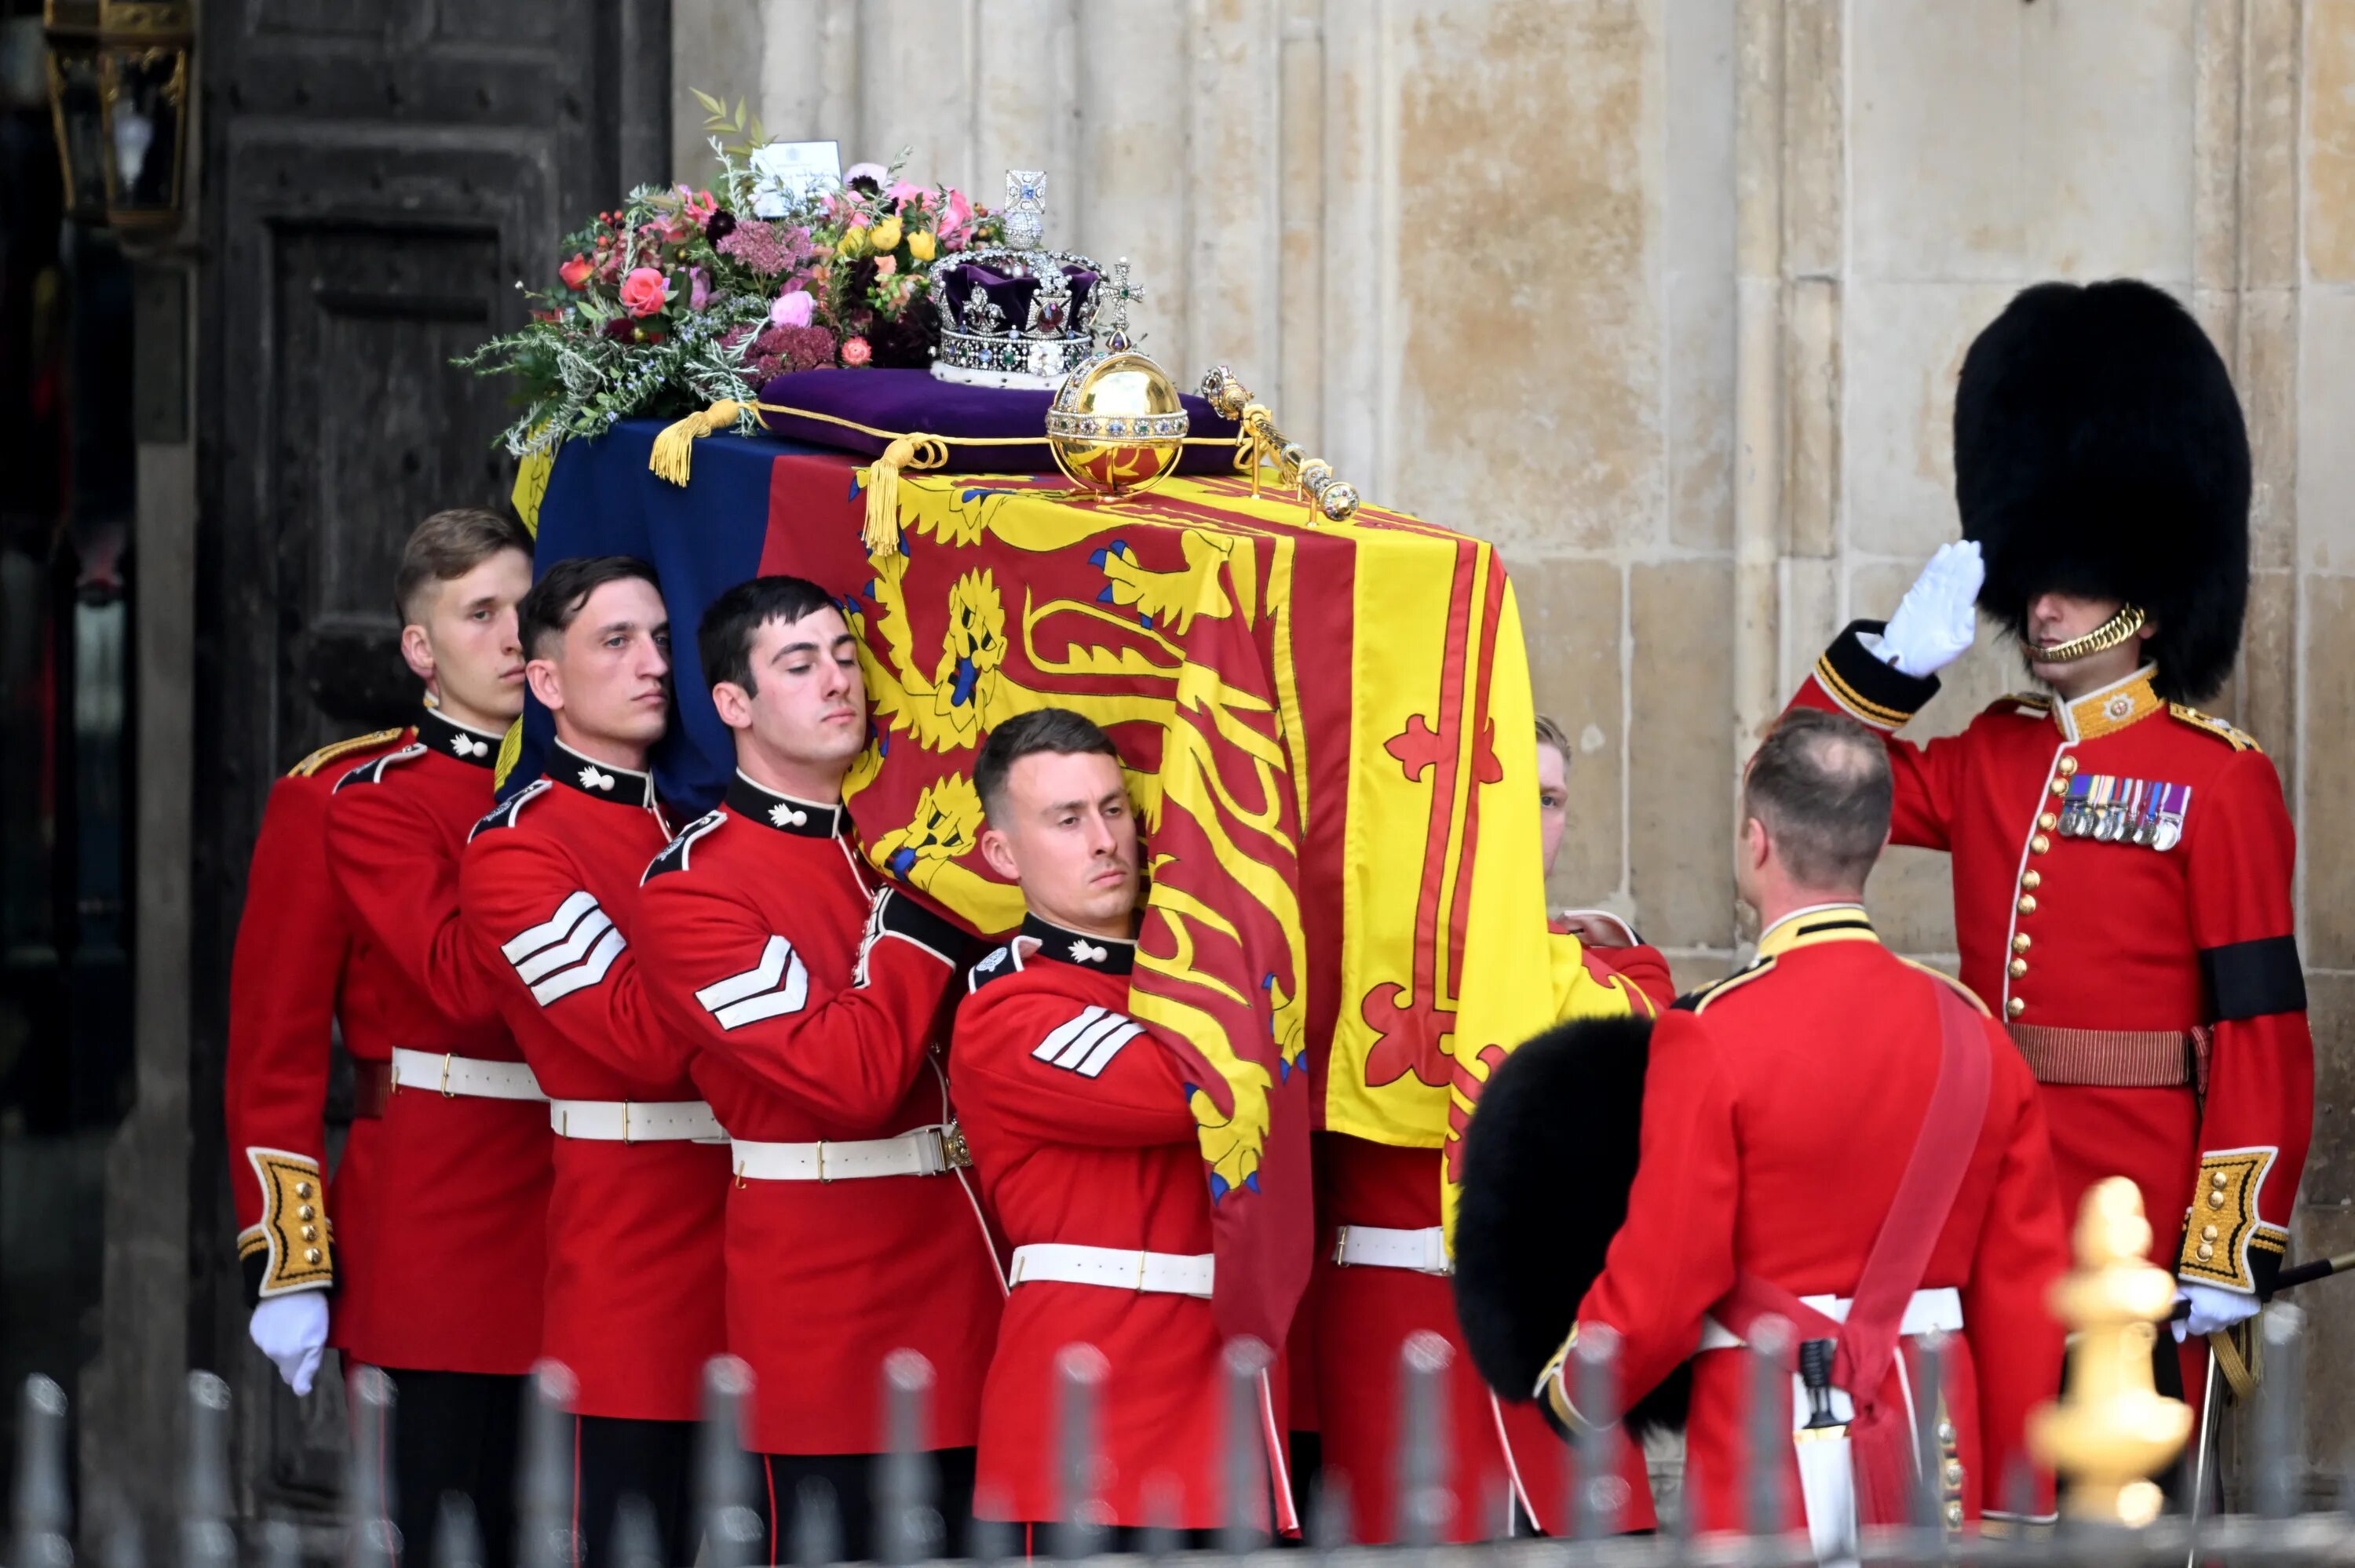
750,367,1240,475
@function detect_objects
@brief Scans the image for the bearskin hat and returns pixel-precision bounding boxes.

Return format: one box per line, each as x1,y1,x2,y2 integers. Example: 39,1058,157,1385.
1952,279,2250,702
1451,1014,1689,1437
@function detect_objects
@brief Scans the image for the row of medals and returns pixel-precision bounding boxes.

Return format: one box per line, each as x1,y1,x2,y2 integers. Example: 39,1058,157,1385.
2056,776,2185,850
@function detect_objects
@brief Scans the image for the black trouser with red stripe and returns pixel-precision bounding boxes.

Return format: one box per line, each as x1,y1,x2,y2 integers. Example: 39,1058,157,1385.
758,1447,979,1564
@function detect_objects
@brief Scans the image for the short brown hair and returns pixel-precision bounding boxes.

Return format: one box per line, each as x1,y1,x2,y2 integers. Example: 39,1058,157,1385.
394,509,534,625
1534,713,1571,763
1743,708,1893,888
520,556,661,658
975,708,1120,823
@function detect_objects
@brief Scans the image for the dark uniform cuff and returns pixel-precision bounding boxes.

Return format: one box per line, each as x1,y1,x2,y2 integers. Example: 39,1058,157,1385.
1810,619,1940,732
874,888,983,968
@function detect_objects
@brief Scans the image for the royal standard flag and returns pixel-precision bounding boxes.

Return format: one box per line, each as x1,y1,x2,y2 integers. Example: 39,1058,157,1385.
519,421,1634,1345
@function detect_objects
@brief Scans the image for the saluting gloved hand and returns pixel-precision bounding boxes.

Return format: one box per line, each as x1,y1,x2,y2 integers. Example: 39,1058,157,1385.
1870,540,1984,677
2173,1282,2261,1341
249,1292,329,1396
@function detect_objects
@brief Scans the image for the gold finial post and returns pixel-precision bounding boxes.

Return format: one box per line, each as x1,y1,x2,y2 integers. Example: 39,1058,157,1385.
2026,1176,2194,1527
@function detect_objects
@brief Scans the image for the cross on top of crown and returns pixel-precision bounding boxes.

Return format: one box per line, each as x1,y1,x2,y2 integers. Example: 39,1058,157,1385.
1003,169,1046,249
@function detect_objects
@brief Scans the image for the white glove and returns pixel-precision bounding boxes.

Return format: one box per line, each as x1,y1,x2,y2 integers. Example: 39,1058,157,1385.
1870,540,1984,678
250,1293,330,1395
2172,1282,2261,1342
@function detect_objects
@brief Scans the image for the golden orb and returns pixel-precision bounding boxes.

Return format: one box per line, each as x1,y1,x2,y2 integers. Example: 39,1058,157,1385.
1045,350,1189,499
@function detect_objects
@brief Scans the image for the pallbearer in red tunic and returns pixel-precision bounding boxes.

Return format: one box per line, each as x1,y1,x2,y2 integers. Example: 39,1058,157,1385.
1787,280,2311,1415
459,557,725,1564
633,576,1002,1561
953,709,1294,1542
227,719,406,1391
1459,711,2068,1550
316,509,551,1567
1307,713,1663,1542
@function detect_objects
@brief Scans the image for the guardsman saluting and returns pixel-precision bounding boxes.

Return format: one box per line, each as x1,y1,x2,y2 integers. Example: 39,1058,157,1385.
1788,279,2313,1409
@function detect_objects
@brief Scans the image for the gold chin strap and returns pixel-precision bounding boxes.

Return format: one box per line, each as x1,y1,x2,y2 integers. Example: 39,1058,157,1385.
2031,603,2147,663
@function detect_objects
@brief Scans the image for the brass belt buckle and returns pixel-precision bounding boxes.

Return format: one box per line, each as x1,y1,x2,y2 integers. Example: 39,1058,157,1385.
440,1053,456,1099
1332,1224,1353,1267
622,1101,633,1146
816,1140,831,1184
937,1121,973,1172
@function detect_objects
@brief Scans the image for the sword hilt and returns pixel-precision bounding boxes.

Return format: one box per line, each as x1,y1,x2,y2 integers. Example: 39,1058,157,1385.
1798,1336,1842,1430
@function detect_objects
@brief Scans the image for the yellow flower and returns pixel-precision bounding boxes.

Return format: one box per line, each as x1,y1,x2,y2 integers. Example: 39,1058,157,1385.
837,228,867,259
869,216,903,253
907,228,937,262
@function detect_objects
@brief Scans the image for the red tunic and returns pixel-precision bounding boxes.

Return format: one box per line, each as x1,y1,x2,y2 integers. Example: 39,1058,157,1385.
458,746,728,1420
953,917,1288,1531
633,771,1002,1455
1310,1135,1659,1540
1560,913,2068,1531
226,727,407,1303
1793,629,2313,1346
321,707,553,1374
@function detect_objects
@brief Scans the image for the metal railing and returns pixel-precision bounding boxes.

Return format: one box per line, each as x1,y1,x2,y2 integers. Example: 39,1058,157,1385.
8,1304,2346,1567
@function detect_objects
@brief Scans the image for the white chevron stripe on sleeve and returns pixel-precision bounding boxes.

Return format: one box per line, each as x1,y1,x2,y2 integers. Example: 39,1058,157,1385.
531,927,626,1005
696,935,811,1030
502,890,629,1006
513,906,617,984
1033,1006,1144,1078
503,890,600,961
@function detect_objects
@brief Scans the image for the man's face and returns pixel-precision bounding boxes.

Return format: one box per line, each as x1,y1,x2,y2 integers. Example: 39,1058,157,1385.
978,749,1141,936
1536,742,1569,879
407,548,532,726
528,576,670,753
713,606,869,775
2024,589,2154,693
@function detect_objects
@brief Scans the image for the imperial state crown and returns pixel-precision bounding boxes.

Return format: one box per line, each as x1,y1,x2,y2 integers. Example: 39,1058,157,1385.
929,169,1147,391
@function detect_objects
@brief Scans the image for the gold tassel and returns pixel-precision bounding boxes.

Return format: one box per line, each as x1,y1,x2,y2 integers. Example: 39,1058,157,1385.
648,399,743,487
861,434,947,555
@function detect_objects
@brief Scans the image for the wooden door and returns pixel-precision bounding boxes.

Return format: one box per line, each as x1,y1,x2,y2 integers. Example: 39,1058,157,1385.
188,0,668,1518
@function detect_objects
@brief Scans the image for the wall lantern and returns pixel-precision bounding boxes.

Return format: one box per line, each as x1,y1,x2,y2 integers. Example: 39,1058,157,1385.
43,0,191,229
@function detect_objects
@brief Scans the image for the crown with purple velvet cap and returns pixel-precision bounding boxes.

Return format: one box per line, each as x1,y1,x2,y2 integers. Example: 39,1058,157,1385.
928,170,1147,392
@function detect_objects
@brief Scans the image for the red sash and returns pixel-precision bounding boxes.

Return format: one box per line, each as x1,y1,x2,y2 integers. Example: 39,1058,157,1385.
1708,980,1991,1523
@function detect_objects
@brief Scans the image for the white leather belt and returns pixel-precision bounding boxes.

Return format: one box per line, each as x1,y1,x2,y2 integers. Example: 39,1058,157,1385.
550,1099,725,1143
1331,1224,1452,1275
389,1048,546,1102
1696,1286,1963,1353
1008,1243,1214,1298
729,1125,965,1182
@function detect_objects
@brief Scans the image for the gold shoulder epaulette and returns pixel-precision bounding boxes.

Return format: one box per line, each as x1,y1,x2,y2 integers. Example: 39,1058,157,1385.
1897,957,1992,1017
2167,703,2262,753
1992,691,2052,719
1673,956,1776,1014
289,728,404,778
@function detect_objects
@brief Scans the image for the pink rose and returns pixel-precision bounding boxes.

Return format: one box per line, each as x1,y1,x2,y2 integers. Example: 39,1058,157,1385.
558,252,593,291
840,335,872,367
769,289,815,328
678,185,718,224
619,266,669,319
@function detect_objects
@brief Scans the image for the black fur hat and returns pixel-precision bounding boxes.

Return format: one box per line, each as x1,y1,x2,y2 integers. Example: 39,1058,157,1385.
1952,279,2251,702
1451,1013,1689,1438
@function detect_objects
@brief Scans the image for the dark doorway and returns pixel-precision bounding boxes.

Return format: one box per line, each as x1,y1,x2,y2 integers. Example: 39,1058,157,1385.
188,0,669,1523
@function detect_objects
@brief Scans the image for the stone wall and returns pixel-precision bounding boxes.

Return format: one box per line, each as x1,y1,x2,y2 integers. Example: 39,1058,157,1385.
674,0,2353,1479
